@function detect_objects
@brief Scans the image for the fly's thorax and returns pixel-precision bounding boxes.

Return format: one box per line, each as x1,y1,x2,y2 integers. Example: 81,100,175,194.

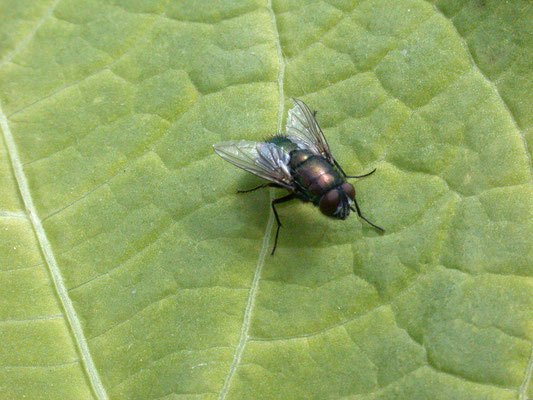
267,135,300,153
288,149,314,169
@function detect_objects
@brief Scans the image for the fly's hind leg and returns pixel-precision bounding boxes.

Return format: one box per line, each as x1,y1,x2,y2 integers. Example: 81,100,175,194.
237,183,282,194
271,193,297,255
237,183,269,194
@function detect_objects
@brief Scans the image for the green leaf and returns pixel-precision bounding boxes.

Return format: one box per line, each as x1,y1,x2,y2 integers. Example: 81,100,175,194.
0,0,532,399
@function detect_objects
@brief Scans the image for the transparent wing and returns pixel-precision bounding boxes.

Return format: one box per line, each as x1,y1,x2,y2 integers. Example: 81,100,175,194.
213,140,294,189
285,98,333,162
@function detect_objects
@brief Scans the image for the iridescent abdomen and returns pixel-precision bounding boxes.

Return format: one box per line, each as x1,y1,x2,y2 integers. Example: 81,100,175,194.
266,136,344,203
290,150,343,203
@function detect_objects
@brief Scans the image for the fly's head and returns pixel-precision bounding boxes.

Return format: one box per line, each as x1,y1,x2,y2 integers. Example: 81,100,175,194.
319,182,356,220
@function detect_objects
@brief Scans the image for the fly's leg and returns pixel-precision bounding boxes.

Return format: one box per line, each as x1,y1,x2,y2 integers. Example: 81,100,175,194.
345,168,376,179
351,201,384,232
334,159,377,179
271,193,297,255
237,183,269,194
237,183,282,194
237,185,296,254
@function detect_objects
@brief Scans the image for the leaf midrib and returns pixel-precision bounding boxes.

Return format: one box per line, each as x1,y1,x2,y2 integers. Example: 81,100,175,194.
218,2,286,398
0,102,108,399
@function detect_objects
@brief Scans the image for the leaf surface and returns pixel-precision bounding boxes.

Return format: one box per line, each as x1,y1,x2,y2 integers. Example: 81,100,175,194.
0,0,532,399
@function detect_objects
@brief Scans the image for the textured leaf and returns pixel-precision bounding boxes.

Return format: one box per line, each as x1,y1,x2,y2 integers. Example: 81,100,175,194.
0,0,532,399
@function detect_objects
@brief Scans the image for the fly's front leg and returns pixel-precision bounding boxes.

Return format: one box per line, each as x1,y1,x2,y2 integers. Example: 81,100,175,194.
334,159,376,179
271,193,296,255
351,200,384,233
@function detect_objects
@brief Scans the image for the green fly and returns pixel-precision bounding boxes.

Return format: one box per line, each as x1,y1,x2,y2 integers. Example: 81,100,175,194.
213,98,384,255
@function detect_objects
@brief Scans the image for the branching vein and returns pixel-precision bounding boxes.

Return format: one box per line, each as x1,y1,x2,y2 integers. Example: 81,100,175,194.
0,0,61,67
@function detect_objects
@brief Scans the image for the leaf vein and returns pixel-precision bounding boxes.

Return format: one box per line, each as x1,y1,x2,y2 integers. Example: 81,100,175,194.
218,2,285,398
0,0,61,67
428,1,533,180
519,345,533,400
0,102,109,399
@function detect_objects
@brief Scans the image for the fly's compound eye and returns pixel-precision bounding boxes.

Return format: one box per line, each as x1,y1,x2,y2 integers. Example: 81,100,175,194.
319,189,341,217
340,182,355,201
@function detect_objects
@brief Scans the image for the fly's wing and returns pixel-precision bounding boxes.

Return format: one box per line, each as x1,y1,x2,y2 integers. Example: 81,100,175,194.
286,98,334,162
213,140,294,190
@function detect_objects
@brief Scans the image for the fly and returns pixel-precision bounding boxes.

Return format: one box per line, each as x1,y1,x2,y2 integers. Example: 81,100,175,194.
213,98,384,255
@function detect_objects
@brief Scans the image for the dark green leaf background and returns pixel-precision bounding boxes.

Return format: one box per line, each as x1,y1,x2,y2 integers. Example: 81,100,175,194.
0,0,532,399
